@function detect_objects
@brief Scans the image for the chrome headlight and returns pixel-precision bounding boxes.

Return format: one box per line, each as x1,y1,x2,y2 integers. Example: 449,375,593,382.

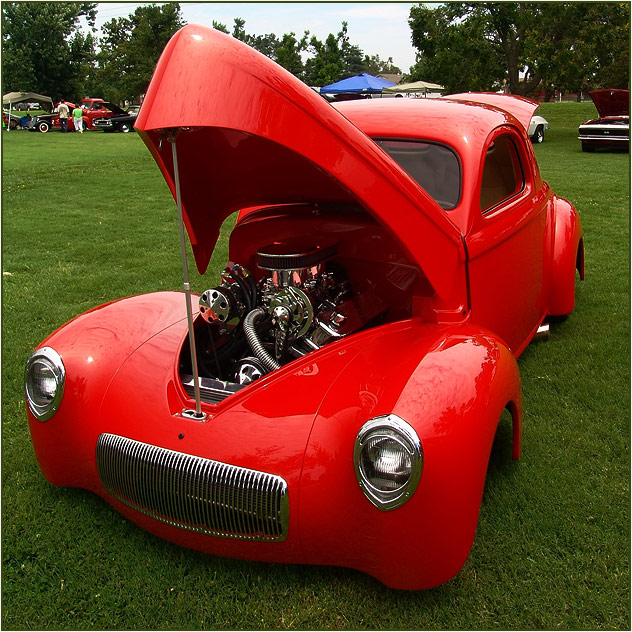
25,347,65,421
354,414,423,511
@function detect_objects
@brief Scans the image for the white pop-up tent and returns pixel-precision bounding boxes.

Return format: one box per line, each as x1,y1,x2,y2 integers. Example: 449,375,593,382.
382,81,445,97
3,91,53,130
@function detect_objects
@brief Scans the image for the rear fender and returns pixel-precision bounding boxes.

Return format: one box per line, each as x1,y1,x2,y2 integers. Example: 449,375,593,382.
548,196,584,317
299,321,522,589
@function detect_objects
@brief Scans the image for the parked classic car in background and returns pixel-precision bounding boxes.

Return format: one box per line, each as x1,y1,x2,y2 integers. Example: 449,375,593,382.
527,113,549,143
29,98,127,132
93,110,138,133
25,25,584,590
3,109,24,129
578,88,629,152
94,103,140,133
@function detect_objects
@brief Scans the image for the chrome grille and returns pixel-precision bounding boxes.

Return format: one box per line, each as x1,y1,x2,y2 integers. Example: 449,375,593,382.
96,433,289,541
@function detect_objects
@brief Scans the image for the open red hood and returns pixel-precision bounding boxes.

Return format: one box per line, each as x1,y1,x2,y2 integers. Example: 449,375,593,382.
589,89,629,118
443,92,539,132
135,25,465,301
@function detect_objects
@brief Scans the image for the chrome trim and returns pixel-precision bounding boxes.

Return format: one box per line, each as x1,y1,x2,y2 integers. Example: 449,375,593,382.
578,122,629,130
534,322,550,341
181,374,245,404
96,433,289,541
24,347,65,422
354,414,423,511
578,135,628,141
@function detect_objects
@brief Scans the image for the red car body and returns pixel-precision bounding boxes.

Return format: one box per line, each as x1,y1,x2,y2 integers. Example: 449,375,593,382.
25,25,584,590
578,88,630,152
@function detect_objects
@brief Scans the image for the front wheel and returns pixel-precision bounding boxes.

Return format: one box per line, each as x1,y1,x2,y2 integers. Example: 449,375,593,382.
119,123,131,133
37,121,50,133
581,143,595,152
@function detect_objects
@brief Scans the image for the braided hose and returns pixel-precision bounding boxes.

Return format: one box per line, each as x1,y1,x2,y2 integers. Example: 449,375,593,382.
243,308,280,372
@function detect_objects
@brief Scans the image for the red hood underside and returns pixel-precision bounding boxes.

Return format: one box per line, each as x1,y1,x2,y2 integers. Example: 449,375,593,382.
134,24,466,302
589,89,630,118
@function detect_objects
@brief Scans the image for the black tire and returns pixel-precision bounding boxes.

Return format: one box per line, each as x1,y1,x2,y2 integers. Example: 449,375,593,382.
581,143,595,152
9,120,18,130
37,120,50,133
533,125,544,143
119,123,131,133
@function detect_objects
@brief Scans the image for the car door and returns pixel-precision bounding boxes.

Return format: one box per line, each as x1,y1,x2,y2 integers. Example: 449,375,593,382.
465,128,548,355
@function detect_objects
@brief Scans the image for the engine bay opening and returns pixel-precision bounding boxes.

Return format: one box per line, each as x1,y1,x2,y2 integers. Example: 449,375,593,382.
179,205,431,404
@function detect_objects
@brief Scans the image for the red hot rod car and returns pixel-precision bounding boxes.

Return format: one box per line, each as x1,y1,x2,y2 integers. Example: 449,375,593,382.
25,25,584,590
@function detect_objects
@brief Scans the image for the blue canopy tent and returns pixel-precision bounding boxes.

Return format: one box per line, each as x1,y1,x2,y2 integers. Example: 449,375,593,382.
320,73,396,95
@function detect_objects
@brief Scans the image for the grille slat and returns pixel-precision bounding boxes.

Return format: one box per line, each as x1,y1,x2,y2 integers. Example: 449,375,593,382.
96,433,289,542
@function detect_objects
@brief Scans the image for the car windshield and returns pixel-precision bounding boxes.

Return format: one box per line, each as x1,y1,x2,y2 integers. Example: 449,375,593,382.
374,139,461,210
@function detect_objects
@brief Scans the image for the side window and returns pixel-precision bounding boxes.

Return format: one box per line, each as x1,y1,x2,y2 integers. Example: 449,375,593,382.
479,134,524,213
374,139,462,210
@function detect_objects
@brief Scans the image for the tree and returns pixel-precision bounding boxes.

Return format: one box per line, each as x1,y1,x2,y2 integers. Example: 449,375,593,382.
2,2,97,101
338,22,364,77
93,3,185,103
531,2,630,94
304,22,369,85
275,32,309,77
408,2,630,96
215,17,400,87
362,54,401,76
230,17,281,60
304,33,344,86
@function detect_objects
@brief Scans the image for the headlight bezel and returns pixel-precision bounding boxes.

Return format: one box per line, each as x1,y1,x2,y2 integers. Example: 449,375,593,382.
354,414,423,511
25,347,65,422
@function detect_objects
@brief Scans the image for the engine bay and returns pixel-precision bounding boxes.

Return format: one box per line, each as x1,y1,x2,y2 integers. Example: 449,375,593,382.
179,206,429,403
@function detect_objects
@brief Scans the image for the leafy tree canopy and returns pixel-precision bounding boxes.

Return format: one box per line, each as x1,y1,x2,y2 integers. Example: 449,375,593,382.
91,3,185,103
2,1,97,101
408,2,629,96
215,18,399,86
3,3,406,106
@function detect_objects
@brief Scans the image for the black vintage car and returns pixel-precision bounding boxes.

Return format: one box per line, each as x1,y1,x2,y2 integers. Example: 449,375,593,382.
93,108,138,133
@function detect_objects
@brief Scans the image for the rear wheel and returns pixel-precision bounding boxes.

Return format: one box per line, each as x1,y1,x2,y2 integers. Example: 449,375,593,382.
37,120,50,133
532,125,544,143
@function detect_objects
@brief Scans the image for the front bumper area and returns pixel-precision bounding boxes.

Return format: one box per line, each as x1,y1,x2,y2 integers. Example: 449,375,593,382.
97,433,289,542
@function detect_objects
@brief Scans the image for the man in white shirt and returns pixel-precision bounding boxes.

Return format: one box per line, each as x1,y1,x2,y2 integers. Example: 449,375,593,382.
57,101,69,133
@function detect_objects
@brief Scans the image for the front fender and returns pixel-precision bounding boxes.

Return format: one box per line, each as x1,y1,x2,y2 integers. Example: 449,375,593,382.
27,292,189,485
548,195,584,317
298,320,521,589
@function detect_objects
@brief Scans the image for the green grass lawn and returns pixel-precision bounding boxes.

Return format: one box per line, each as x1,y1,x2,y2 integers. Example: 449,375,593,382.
2,105,630,630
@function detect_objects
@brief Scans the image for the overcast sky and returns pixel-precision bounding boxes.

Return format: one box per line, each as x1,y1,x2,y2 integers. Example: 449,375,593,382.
89,2,419,73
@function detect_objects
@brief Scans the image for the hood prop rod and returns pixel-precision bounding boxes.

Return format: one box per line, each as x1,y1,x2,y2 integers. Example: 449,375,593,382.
168,131,206,421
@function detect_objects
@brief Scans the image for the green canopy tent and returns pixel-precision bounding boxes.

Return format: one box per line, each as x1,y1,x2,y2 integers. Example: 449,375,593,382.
3,92,53,131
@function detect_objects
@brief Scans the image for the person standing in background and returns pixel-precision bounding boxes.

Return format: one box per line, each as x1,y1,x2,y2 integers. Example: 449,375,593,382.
57,101,69,133
72,104,83,133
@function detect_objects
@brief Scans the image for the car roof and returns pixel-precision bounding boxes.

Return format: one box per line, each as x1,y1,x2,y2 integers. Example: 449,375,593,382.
333,97,522,162
333,97,537,235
